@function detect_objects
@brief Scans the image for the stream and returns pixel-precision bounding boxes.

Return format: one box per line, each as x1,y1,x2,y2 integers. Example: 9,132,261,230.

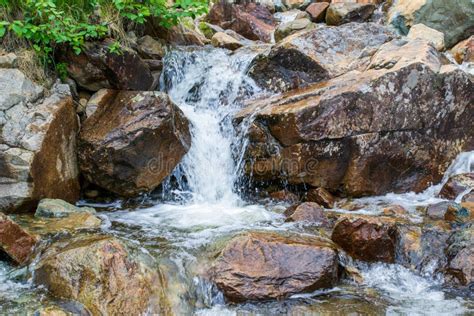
1,45,473,315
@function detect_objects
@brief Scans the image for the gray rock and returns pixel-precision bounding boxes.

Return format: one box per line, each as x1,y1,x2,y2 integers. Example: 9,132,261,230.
0,53,18,68
274,18,315,42
35,199,96,218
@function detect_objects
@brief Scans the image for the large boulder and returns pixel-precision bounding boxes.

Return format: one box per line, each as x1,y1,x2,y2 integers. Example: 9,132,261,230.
210,232,339,301
387,0,474,47
236,39,473,196
34,235,167,315
332,215,398,263
78,90,191,197
207,2,275,42
248,22,394,93
0,212,37,264
0,70,80,213
57,40,155,92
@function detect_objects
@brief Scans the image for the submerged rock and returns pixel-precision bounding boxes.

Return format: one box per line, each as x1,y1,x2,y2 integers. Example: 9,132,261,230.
387,0,474,47
439,173,474,200
207,2,275,42
0,213,37,264
210,232,339,301
248,22,393,92
35,199,95,218
79,91,191,197
34,235,167,315
0,71,80,213
332,215,398,263
325,3,375,26
237,39,473,196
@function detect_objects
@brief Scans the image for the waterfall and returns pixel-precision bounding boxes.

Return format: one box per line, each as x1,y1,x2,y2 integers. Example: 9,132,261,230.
160,47,261,205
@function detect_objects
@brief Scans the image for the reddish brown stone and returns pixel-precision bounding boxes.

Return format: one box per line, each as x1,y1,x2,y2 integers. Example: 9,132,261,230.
284,202,327,223
306,2,330,22
439,173,474,200
331,216,397,263
269,190,299,203
0,213,37,264
306,187,335,208
211,232,339,301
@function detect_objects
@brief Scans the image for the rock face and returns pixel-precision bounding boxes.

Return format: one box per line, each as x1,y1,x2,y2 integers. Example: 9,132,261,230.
439,173,474,200
35,199,96,218
237,39,474,196
387,0,474,47
207,2,275,42
58,40,154,91
210,232,339,301
0,213,37,264
34,235,166,315
407,23,445,51
332,216,397,263
79,91,190,197
0,70,80,213
248,22,393,93
274,18,315,42
326,3,375,26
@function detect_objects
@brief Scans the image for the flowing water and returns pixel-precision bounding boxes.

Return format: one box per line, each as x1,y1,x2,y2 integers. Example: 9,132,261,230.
0,46,473,315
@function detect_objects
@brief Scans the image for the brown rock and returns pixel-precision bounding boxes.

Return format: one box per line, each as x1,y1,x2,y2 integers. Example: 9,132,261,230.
306,2,330,22
210,232,339,301
306,187,335,208
426,201,460,220
207,2,275,42
0,213,37,264
439,173,474,200
382,204,408,217
79,91,191,197
58,40,154,91
269,190,299,203
34,235,167,314
325,3,375,26
136,35,165,60
284,202,327,223
237,40,473,196
331,216,397,263
211,32,243,50
451,36,474,64
462,191,474,202
248,22,393,93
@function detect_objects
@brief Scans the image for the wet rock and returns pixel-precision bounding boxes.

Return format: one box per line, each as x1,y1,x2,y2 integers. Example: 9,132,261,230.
210,232,339,301
248,22,393,93
0,52,17,68
0,74,80,213
407,23,445,51
268,190,299,203
439,173,474,200
237,40,473,196
444,226,474,287
426,201,461,220
0,213,37,264
207,2,275,42
136,35,165,60
305,2,330,22
211,32,243,50
284,202,327,223
57,40,154,91
325,3,375,26
381,205,408,217
34,235,166,315
444,204,472,226
274,18,315,42
78,91,191,197
306,187,335,209
387,0,474,47
332,215,397,263
451,36,474,64
35,199,95,218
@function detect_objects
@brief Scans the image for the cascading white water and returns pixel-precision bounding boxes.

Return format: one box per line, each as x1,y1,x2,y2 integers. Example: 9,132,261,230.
161,47,261,205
